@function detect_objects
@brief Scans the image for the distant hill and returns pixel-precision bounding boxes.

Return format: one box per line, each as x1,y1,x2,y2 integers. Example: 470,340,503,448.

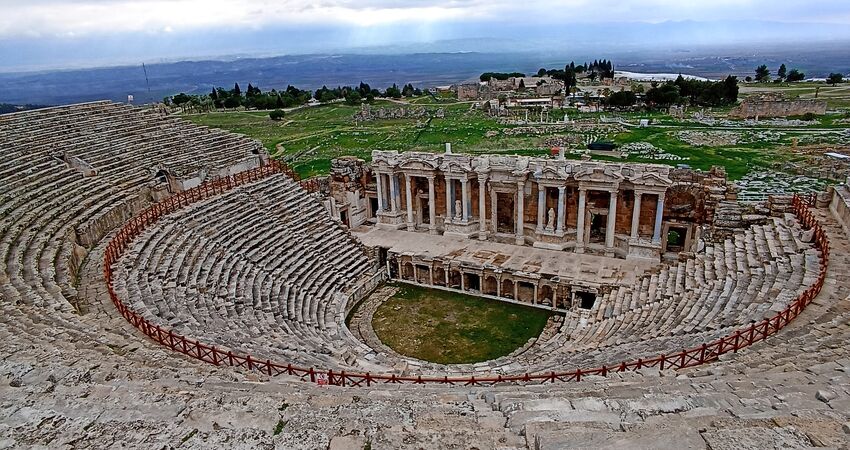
0,103,50,115
1,43,848,105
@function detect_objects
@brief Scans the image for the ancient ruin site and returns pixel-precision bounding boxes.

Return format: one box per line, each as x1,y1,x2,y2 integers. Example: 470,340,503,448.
1,96,849,449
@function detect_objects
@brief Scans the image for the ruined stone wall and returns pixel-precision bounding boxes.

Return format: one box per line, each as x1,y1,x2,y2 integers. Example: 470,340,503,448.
457,84,480,100
729,98,827,119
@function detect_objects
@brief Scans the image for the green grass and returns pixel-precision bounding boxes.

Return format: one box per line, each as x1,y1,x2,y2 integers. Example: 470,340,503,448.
371,283,552,364
183,93,845,181
184,102,557,178
612,127,808,180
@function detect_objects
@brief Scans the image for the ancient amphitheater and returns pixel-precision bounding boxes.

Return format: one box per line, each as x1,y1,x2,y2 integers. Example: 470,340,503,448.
1,101,849,449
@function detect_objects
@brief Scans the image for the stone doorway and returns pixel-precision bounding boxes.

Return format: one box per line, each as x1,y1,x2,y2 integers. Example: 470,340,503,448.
575,291,597,310
465,273,481,292
420,197,431,225
448,270,462,289
483,276,498,295
434,267,447,286
496,192,515,234
666,226,688,253
589,213,607,244
517,281,535,303
501,279,515,299
369,197,379,218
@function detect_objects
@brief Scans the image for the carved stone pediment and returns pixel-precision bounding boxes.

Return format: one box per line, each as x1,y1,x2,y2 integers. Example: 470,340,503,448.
399,158,439,172
533,164,569,181
574,166,624,184
631,171,672,188
440,157,473,175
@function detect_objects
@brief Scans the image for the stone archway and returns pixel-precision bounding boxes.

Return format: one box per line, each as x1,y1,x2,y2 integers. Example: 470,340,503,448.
433,266,447,286
501,279,515,299
401,262,414,281
483,275,498,296
517,281,535,303
539,284,554,307
449,270,462,289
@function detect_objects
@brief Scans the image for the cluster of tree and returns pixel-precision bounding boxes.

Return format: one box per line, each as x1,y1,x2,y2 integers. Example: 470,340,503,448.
535,62,579,87
587,59,615,80
479,72,526,82
751,64,805,83
314,82,422,105
640,75,738,108
749,65,845,85
164,83,312,111
604,90,638,109
673,75,739,107
218,83,311,109
535,59,615,86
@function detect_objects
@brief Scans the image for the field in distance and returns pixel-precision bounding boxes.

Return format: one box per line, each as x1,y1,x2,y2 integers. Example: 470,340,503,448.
184,84,850,181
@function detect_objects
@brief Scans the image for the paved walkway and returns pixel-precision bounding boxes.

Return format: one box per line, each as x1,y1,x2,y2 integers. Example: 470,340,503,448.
353,227,658,286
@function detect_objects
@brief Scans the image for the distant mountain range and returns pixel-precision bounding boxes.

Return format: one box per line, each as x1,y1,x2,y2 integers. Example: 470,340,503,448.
1,40,849,106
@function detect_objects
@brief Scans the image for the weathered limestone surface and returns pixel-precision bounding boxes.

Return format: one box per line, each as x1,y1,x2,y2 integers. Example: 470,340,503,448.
0,102,848,449
729,93,828,119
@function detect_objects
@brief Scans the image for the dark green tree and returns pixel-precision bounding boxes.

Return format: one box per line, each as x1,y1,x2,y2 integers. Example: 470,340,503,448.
385,83,402,98
786,69,805,82
827,73,844,86
755,65,770,82
344,91,362,106
777,64,787,81
269,109,285,121
722,75,739,104
605,90,637,108
645,82,681,107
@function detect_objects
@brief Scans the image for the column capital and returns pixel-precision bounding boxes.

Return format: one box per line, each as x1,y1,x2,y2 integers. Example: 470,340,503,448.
557,185,566,192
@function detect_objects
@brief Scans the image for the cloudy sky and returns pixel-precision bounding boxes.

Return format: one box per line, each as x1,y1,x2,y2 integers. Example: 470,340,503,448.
1,0,850,71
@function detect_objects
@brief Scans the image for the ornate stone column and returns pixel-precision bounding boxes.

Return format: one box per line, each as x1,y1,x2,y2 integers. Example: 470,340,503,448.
478,174,488,240
653,192,666,243
427,175,437,234
445,177,453,223
556,186,566,233
631,191,643,240
376,172,385,212
536,184,546,232
461,178,470,223
490,186,498,235
390,174,400,213
606,190,618,249
404,173,414,231
515,180,526,245
575,188,587,253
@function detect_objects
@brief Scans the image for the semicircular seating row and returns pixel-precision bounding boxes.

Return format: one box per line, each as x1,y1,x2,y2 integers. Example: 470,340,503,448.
375,215,820,376
0,102,272,374
111,160,821,377
0,101,823,381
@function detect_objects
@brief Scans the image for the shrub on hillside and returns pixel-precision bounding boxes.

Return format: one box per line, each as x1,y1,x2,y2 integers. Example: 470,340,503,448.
269,109,285,121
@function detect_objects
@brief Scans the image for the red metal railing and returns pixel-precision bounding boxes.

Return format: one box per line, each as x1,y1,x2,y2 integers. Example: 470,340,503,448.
105,170,830,386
